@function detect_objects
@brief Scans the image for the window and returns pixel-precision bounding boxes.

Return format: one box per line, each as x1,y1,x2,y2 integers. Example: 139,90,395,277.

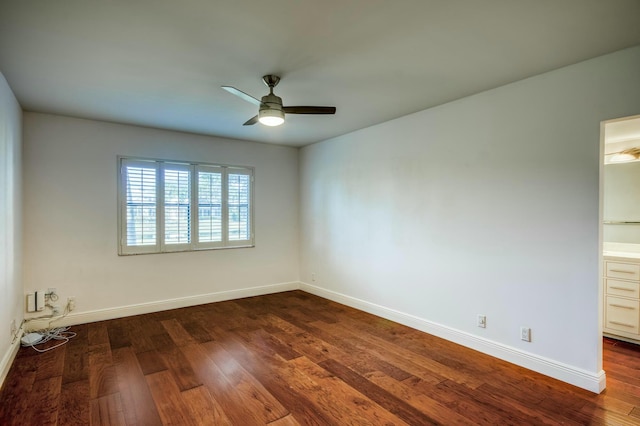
118,157,254,255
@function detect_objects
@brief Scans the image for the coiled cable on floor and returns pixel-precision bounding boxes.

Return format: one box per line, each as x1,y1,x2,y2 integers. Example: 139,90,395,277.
21,326,76,353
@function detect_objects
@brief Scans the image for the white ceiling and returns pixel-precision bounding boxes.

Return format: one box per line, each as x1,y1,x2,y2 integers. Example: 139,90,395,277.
1,1,640,147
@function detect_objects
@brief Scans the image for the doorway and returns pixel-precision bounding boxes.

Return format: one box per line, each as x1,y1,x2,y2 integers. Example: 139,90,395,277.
600,115,640,354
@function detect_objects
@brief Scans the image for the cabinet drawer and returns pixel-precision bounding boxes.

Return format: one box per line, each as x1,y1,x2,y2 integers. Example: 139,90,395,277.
606,262,640,281
605,296,640,334
606,279,640,298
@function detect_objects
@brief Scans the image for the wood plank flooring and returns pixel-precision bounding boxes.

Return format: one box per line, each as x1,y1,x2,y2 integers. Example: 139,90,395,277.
2,290,640,425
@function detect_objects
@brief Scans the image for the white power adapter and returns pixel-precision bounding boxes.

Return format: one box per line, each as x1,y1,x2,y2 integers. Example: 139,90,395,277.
21,332,44,346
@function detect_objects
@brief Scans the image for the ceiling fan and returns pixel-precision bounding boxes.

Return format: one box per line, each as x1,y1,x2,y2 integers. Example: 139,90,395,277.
222,75,336,127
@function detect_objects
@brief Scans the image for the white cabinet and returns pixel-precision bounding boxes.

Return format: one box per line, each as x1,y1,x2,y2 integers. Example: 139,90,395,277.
604,259,640,340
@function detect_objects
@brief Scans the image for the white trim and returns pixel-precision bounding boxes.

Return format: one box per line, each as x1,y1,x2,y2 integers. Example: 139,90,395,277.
300,282,606,394
25,281,299,331
0,323,24,391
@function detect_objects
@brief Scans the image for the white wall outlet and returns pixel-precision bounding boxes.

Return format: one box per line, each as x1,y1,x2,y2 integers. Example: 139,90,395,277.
68,297,76,312
311,273,316,282
477,315,486,328
10,319,16,337
520,327,531,342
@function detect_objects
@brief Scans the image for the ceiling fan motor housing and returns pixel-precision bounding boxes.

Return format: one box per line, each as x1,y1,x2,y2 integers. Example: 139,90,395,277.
260,93,283,113
259,93,285,125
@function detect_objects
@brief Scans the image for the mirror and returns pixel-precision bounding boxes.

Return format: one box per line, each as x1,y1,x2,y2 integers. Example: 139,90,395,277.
604,161,640,244
603,116,640,246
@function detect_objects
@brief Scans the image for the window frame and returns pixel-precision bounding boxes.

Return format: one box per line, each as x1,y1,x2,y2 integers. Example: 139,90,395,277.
117,156,254,255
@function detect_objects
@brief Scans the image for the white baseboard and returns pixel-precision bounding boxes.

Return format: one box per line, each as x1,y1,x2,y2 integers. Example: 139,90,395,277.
300,282,606,394
25,281,300,331
0,323,24,391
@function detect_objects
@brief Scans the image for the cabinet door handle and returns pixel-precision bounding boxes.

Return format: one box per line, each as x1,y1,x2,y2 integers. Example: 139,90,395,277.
610,304,635,310
609,321,635,328
610,286,635,291
610,269,635,274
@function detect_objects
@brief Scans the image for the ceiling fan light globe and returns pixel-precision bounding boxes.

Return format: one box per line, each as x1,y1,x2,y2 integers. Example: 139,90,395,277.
258,109,285,126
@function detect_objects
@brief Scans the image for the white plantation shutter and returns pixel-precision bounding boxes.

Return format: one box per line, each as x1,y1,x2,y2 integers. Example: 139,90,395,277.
118,158,254,255
120,159,159,254
196,166,224,247
227,169,252,243
162,164,191,249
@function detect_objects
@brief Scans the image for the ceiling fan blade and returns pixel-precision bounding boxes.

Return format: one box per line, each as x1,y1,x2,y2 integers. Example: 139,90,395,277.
283,106,336,115
243,115,259,126
222,86,262,106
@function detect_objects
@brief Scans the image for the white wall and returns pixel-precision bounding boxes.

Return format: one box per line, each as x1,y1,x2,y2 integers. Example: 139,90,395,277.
0,72,22,385
603,162,640,243
299,45,640,391
22,113,299,319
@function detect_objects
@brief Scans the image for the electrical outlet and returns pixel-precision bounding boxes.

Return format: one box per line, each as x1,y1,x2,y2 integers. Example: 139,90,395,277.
311,273,316,282
10,319,16,337
47,287,57,295
68,297,76,312
520,327,531,342
477,315,486,328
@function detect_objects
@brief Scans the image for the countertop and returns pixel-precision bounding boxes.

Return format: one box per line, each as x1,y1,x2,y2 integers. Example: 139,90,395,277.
604,251,640,261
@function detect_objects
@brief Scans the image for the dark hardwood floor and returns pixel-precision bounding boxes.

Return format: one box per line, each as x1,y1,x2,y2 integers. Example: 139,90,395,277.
2,290,640,425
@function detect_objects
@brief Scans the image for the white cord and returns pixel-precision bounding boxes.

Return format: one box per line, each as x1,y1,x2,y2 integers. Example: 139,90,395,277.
24,297,72,329
21,295,74,352
10,320,25,344
46,299,71,328
21,326,76,353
